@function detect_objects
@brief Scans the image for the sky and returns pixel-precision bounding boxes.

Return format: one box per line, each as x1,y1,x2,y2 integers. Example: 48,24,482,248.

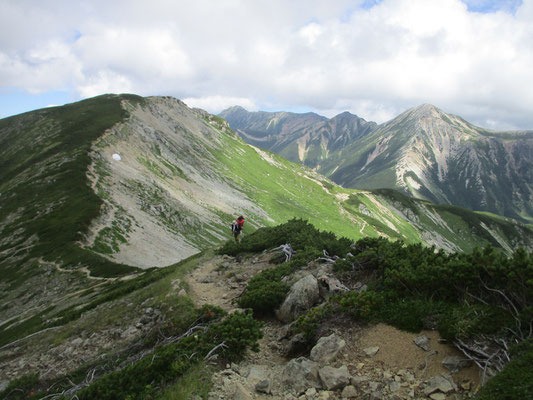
1,0,532,130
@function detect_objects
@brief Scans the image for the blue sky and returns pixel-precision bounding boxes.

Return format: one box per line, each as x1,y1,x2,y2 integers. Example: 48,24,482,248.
1,0,532,129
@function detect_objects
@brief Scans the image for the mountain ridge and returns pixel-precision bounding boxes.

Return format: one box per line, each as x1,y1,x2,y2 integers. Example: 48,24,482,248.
221,103,533,222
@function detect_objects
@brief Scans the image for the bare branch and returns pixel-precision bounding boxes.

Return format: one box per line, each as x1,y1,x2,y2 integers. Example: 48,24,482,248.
204,341,228,360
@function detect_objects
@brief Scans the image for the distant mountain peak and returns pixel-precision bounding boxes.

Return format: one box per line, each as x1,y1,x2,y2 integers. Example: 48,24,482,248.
408,103,443,116
222,105,248,113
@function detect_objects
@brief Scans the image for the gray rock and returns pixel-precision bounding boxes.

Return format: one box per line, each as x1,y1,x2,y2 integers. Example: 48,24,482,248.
282,357,321,394
71,338,83,347
247,365,269,387
234,382,252,400
276,275,320,323
442,355,472,373
363,346,380,357
121,326,138,339
341,385,358,398
310,333,346,364
424,374,457,395
368,382,383,392
351,375,370,386
413,335,430,351
318,274,349,297
389,381,401,392
283,333,308,356
145,307,154,315
255,379,272,394
318,365,351,390
429,393,446,400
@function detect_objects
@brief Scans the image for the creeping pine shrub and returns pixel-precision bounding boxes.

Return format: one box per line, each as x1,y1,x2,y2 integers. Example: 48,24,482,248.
476,339,533,400
293,304,332,341
0,373,39,400
226,219,352,315
237,247,322,315
77,311,262,400
218,218,352,257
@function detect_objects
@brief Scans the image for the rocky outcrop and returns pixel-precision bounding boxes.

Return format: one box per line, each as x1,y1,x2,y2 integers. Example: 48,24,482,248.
276,274,320,323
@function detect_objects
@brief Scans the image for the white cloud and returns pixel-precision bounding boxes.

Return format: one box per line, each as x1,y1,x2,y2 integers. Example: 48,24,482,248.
2,0,533,129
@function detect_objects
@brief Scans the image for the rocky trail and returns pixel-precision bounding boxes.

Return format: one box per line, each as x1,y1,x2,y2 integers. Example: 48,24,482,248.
185,252,482,400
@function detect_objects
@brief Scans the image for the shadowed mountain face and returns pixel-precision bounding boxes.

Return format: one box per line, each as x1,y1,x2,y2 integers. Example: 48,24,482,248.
219,106,377,168
221,104,533,223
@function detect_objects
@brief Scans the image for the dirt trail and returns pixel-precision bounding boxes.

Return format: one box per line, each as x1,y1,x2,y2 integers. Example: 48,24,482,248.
185,253,482,399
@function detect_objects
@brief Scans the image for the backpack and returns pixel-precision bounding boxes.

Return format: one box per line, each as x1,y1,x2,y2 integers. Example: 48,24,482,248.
231,222,238,233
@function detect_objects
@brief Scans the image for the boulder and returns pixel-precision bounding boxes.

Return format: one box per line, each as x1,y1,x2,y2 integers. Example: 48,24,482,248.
282,357,321,394
341,385,358,398
247,365,270,387
310,333,346,364
363,346,380,357
351,375,370,386
413,335,430,351
318,365,351,390
424,374,457,395
276,275,320,323
255,379,272,394
389,381,401,392
442,355,472,373
120,326,138,339
234,382,252,400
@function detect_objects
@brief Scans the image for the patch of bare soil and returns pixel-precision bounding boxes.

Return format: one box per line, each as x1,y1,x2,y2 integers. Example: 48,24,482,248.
186,252,275,311
357,324,481,388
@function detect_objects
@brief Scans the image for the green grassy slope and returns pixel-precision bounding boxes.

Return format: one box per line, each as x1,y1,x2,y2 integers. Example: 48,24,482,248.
0,94,144,282
1,95,532,354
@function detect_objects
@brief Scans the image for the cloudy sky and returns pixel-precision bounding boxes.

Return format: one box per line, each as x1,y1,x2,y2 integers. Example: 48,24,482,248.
1,0,532,129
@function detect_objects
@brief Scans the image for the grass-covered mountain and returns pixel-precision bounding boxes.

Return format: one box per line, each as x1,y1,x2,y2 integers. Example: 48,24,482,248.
1,95,533,399
1,95,533,343
221,104,533,223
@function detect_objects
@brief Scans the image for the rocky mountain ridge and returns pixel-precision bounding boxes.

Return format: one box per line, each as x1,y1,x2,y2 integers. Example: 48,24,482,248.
2,95,533,349
1,95,531,399
221,104,533,223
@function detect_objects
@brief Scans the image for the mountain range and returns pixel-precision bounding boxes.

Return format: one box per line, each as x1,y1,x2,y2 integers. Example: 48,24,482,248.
2,95,533,396
2,94,532,344
220,104,533,223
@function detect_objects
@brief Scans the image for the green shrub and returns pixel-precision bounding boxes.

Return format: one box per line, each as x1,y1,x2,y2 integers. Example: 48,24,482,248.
218,218,352,257
438,304,513,341
77,310,261,400
476,340,533,400
293,304,331,341
334,290,384,322
0,373,39,400
237,280,290,314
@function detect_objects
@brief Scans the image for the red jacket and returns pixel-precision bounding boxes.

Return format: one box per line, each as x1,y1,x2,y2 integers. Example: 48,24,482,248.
236,217,245,230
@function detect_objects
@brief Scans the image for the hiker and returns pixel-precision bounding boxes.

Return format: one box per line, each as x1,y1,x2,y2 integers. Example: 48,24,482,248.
232,216,245,242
